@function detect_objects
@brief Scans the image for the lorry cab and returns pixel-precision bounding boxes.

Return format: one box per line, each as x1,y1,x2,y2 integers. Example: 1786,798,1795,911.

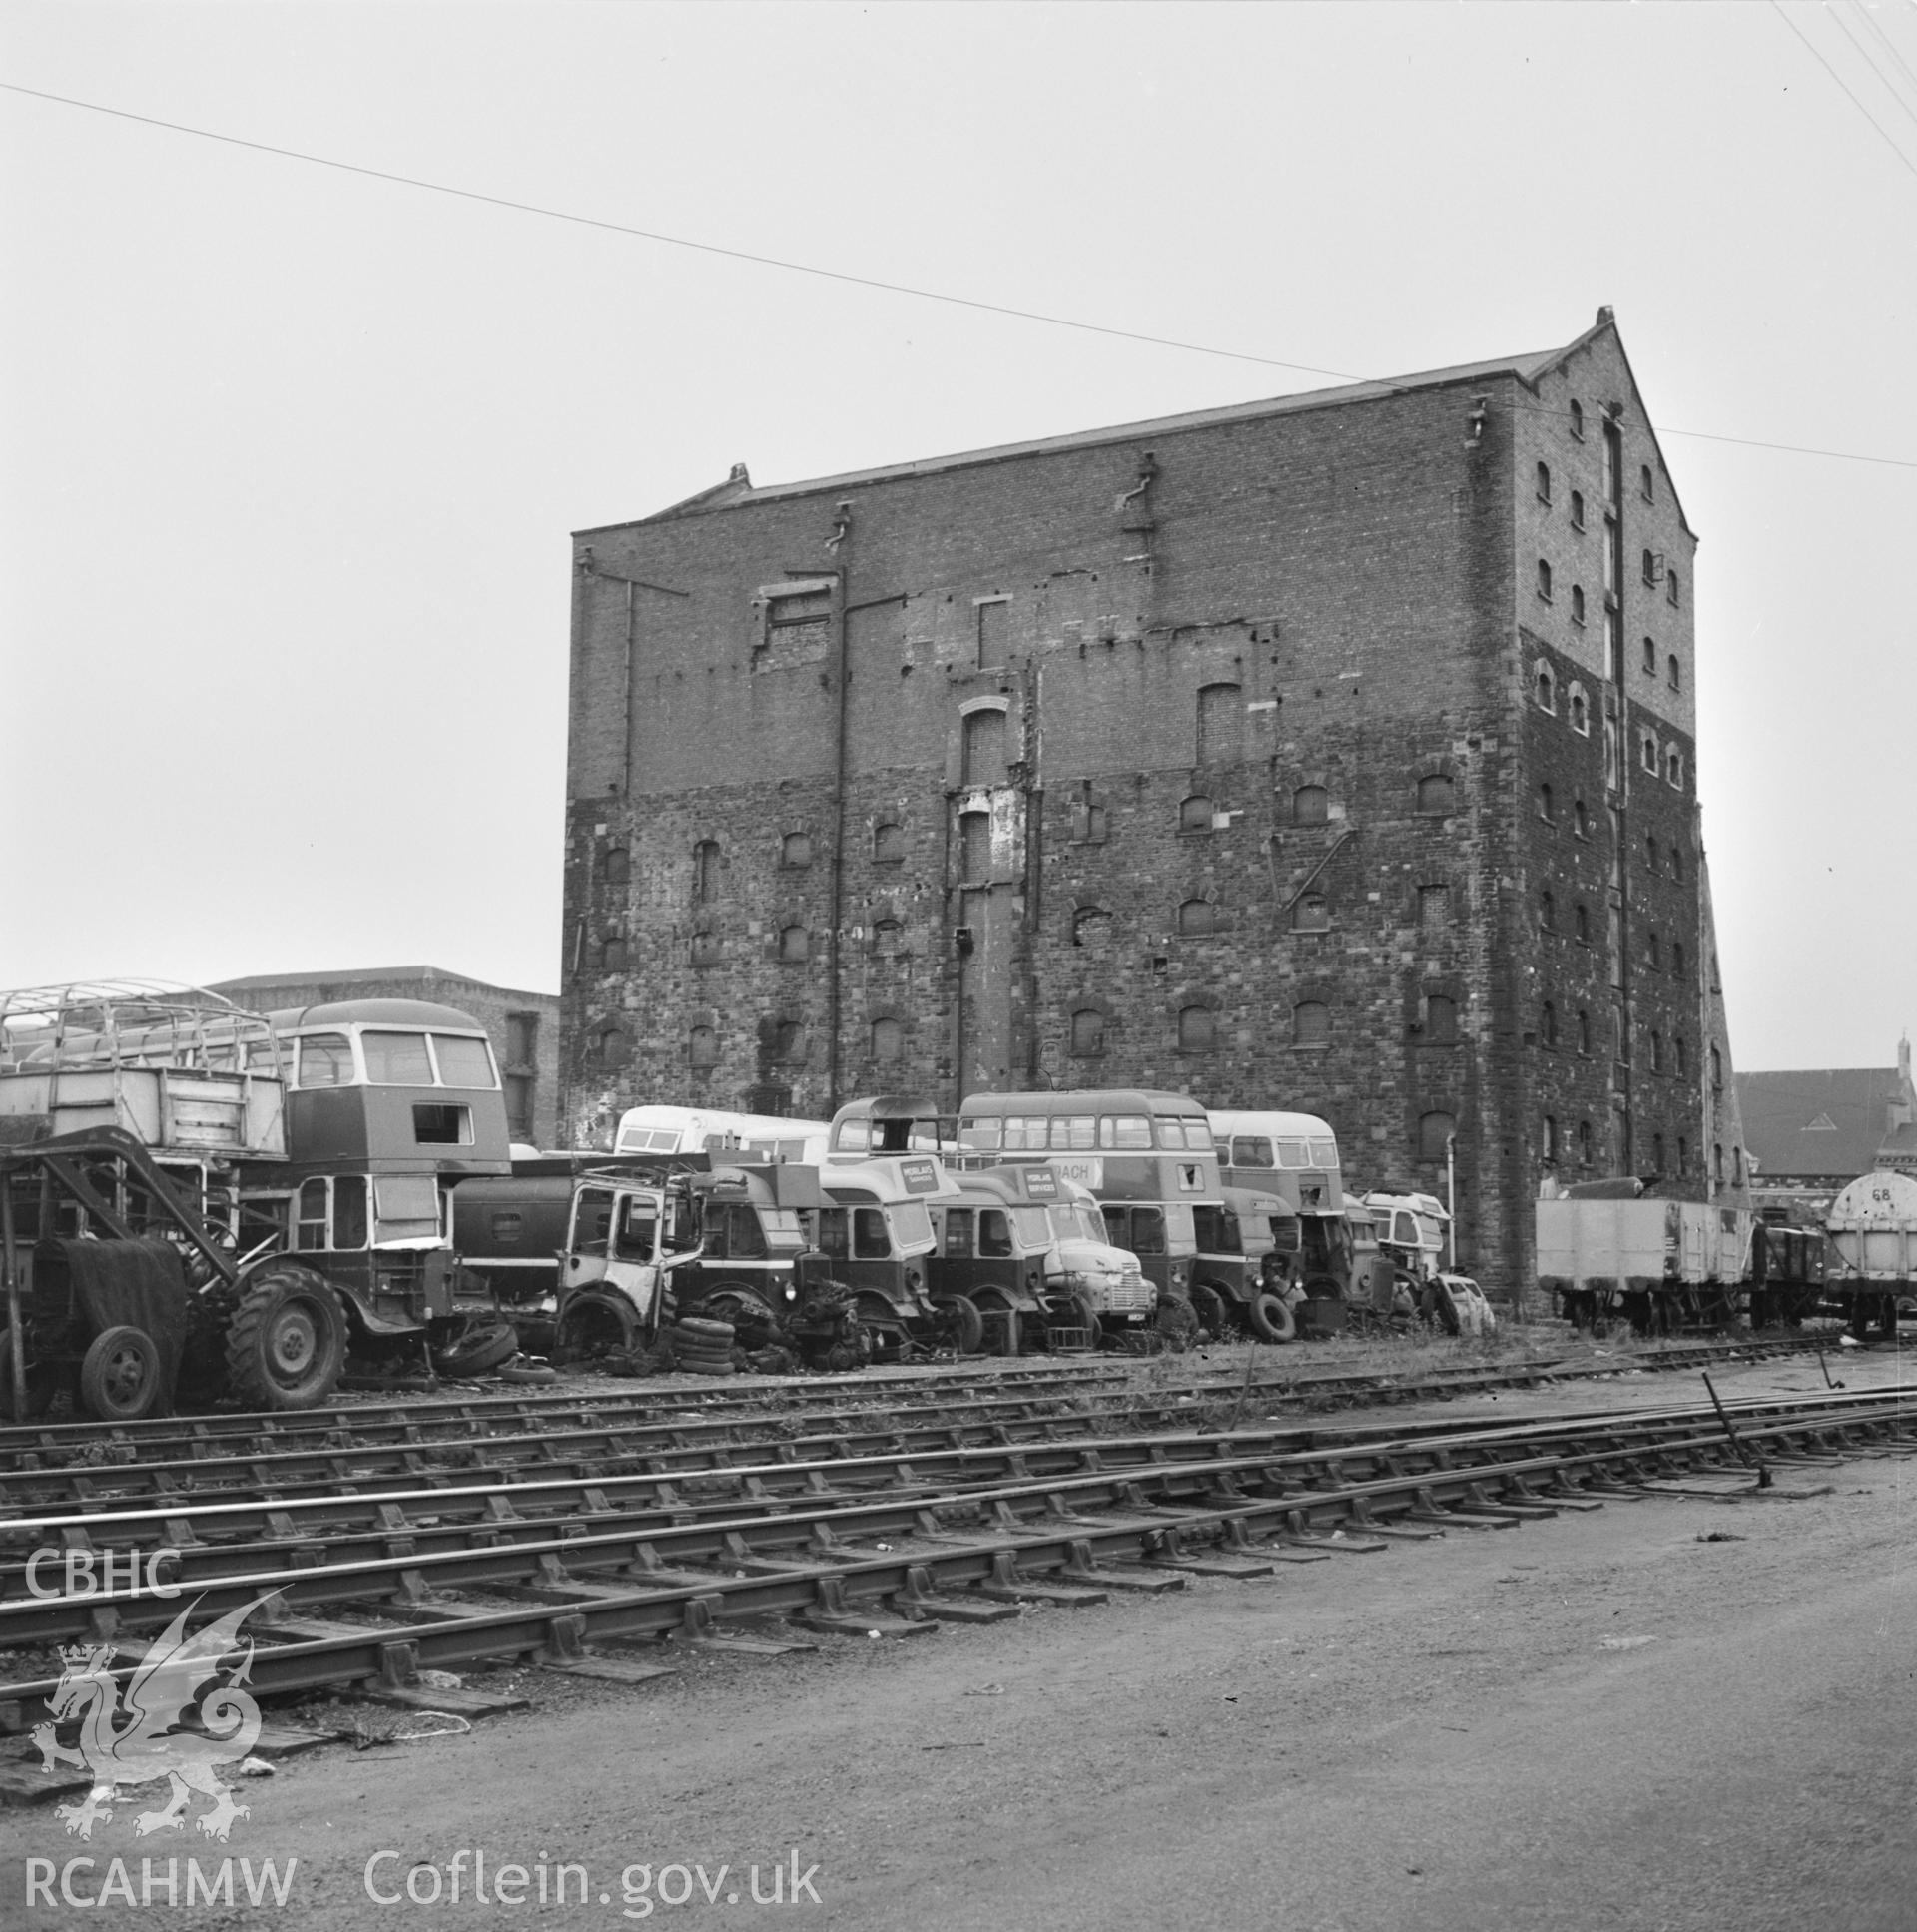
813,1153,971,1356
1186,1187,1304,1341
930,1163,1150,1351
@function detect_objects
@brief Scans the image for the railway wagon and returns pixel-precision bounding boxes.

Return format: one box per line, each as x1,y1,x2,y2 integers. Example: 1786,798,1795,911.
1825,1171,1917,1341
1537,1187,1754,1335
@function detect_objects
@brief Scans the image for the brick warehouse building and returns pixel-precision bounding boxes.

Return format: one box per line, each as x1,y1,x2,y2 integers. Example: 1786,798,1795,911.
560,310,1748,1295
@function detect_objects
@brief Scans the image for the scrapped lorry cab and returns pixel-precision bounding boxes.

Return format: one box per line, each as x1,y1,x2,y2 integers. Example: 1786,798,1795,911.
1187,1188,1308,1343
929,1164,1151,1352
812,1153,970,1356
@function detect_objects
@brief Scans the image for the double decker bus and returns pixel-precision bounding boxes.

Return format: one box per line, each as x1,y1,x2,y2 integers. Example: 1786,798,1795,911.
1208,1108,1355,1301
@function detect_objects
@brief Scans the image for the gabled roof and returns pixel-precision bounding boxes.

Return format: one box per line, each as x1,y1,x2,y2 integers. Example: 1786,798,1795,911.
578,318,1629,536
1735,1067,1915,1181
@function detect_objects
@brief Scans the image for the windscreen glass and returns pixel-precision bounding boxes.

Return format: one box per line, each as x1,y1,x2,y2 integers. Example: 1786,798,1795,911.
431,1034,497,1088
362,1032,433,1085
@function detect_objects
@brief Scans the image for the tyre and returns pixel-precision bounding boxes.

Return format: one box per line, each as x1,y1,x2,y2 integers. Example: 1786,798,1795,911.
1190,1283,1230,1342
225,1263,348,1411
936,1294,985,1355
431,1317,520,1379
497,1354,559,1385
1246,1292,1297,1344
680,1356,735,1377
1153,1295,1200,1353
556,1294,638,1362
80,1325,163,1422
676,1316,735,1343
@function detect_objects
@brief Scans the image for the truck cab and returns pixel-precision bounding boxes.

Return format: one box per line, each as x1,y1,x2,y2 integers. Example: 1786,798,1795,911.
1186,1188,1304,1342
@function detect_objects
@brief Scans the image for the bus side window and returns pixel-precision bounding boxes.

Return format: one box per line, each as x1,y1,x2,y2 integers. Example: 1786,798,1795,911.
1231,1136,1275,1168
817,1208,850,1260
728,1205,767,1260
574,1190,615,1257
944,1209,974,1259
853,1208,890,1259
979,1211,1013,1259
1100,1205,1129,1248
297,1178,328,1251
332,1175,368,1250
1131,1207,1167,1255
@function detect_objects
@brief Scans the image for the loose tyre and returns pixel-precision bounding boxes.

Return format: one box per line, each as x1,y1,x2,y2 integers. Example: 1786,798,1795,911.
1246,1292,1297,1344
497,1355,559,1385
225,1263,348,1411
431,1317,520,1379
680,1356,734,1377
80,1325,162,1422
676,1317,735,1343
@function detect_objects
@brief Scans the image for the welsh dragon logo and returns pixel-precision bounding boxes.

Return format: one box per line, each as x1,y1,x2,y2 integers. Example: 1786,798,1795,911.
32,1595,268,1841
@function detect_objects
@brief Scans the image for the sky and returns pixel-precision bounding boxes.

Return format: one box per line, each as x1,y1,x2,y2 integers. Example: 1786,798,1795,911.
2,1,1912,1073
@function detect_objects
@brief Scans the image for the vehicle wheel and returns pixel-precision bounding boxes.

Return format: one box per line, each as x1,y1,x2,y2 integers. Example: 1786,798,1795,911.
1190,1283,1230,1342
431,1317,520,1379
936,1294,985,1355
497,1354,558,1385
694,1292,779,1349
824,1342,861,1373
677,1315,736,1343
0,1329,59,1421
973,1297,1020,1356
79,1325,163,1422
1153,1295,1200,1353
1246,1292,1297,1344
226,1263,347,1411
557,1295,638,1362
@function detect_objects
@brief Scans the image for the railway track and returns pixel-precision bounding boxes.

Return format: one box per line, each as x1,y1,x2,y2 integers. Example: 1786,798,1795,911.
3,1379,1909,1726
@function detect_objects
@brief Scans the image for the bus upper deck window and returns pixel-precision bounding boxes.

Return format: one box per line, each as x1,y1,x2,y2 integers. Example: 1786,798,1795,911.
1053,1115,1097,1150
1231,1136,1275,1167
363,1031,432,1085
1002,1116,1044,1151
957,1117,996,1150
1276,1137,1311,1168
1184,1120,1214,1151
1104,1116,1153,1149
853,1208,890,1258
413,1104,473,1144
298,1033,355,1087
430,1033,497,1089
1309,1138,1340,1167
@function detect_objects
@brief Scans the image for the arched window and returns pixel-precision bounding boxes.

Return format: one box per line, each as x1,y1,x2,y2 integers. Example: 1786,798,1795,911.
1570,686,1589,735
1640,464,1654,503
1642,549,1659,587
1732,1144,1743,1184
1178,898,1215,937
1178,1006,1215,1053
1179,794,1214,833
1070,1008,1106,1057
1641,731,1659,774
1578,1119,1593,1166
1419,1110,1457,1159
1197,682,1243,766
1710,1046,1723,1093
602,926,629,971
1665,747,1684,790
1667,653,1681,693
1571,585,1586,626
873,821,905,865
1650,1030,1663,1073
1714,1142,1725,1183
1671,940,1685,980
1647,930,1662,970
871,917,903,955
961,707,1008,787
1536,460,1552,503
1574,797,1590,836
1541,1000,1558,1047
1668,847,1682,883
779,924,810,964
1539,782,1555,822
1652,1130,1665,1172
870,1017,903,1064
595,1024,630,1070
692,840,720,905
1293,1000,1330,1047
1425,994,1458,1043
1543,1115,1559,1161
1417,774,1454,815
691,929,722,966
781,831,812,869
1675,1036,1688,1076
1667,566,1681,608
1577,1008,1592,1055
1570,488,1586,530
1645,835,1659,875
769,1019,804,1064
688,1025,717,1068
1540,889,1556,933
1293,892,1329,933
1570,399,1586,440
1536,665,1556,711
604,846,630,887
1537,558,1553,601
1071,906,1111,950
1575,903,1590,943
1292,784,1329,826
1642,634,1657,674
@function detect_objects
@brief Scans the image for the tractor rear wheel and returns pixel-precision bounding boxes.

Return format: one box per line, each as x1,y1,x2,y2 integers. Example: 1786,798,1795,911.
226,1263,348,1411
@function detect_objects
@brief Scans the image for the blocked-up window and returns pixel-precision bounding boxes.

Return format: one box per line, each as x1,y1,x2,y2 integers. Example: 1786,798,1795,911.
770,1020,804,1064
1178,1006,1215,1052
961,708,1008,787
871,918,903,955
1541,1001,1558,1047
603,927,628,971
604,847,630,887
1294,1000,1330,1047
1577,1009,1592,1055
781,832,812,869
1419,884,1450,928
1071,907,1111,951
1417,774,1454,815
871,1017,903,1063
505,1013,537,1065
873,821,905,865
959,811,991,880
686,1026,715,1068
596,1025,630,1070
1425,994,1458,1043
1070,1008,1106,1056
1293,892,1329,933
1179,794,1213,833
976,598,1009,670
1178,899,1215,937
693,840,720,904
1197,683,1243,766
691,930,722,966
1419,1110,1457,1159
779,924,810,964
1293,785,1329,826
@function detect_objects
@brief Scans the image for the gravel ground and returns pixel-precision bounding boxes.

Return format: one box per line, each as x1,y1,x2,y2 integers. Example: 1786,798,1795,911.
6,1335,1913,1930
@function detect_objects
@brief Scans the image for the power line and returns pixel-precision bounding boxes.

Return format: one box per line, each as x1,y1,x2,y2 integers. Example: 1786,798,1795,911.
1829,4,1917,133
1770,0,1917,181
4,75,1916,475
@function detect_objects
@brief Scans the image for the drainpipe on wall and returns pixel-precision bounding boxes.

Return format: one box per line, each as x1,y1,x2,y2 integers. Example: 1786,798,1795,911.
825,503,854,1112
